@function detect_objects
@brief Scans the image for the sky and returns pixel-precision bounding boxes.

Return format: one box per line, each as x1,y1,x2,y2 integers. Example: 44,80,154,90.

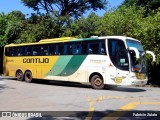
0,0,124,17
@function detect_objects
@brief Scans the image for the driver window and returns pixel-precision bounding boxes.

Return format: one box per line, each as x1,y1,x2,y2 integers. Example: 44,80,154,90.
108,39,129,71
117,40,129,70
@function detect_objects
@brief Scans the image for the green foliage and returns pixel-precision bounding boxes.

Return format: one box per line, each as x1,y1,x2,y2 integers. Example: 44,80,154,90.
0,11,25,46
21,0,108,17
121,0,160,14
100,6,144,36
67,12,102,37
0,13,7,46
121,0,138,7
19,14,56,43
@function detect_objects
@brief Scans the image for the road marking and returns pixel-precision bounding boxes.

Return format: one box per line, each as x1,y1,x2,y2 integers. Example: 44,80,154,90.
85,95,160,120
101,102,160,120
85,96,96,120
85,96,144,120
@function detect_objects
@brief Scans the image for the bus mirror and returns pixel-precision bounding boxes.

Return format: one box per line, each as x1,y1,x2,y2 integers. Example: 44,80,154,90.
146,51,156,62
128,47,140,59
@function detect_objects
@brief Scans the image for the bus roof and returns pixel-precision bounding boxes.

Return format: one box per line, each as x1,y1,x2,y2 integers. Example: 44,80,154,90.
5,36,140,47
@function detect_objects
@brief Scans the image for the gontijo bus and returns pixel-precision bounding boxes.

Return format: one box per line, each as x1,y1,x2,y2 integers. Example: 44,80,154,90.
3,36,155,89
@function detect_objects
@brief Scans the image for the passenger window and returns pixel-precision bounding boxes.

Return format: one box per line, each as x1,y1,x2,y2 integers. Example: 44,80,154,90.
99,41,106,55
17,47,21,56
26,46,32,56
41,45,49,55
88,42,99,54
5,47,10,56
72,42,82,55
82,42,88,54
10,47,17,56
57,44,63,55
19,47,24,56
49,45,56,55
64,44,69,55
33,46,40,56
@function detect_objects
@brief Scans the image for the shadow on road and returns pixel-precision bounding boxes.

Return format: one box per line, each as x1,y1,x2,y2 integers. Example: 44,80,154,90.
30,79,147,92
35,79,92,89
0,79,6,92
0,85,5,93
107,86,146,92
5,78,146,92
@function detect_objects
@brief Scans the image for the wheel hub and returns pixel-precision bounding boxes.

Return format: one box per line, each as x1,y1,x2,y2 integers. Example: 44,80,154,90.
94,78,102,86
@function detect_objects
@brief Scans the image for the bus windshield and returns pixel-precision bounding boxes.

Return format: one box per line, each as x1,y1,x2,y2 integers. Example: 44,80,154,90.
126,39,147,73
126,39,144,52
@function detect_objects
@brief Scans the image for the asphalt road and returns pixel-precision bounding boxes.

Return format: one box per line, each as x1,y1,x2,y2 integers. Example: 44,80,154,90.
0,76,160,120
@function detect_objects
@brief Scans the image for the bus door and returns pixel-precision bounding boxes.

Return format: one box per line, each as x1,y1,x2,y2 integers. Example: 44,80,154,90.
108,39,129,85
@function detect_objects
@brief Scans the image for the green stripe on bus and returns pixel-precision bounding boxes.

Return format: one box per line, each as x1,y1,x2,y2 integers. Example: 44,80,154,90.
47,56,72,76
58,55,87,76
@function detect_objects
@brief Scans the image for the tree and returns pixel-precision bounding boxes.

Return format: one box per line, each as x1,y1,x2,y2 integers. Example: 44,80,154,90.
21,0,108,17
5,11,25,44
19,14,72,42
121,0,160,13
65,12,102,37
8,11,25,20
0,11,25,46
120,0,138,7
137,0,160,13
0,13,7,46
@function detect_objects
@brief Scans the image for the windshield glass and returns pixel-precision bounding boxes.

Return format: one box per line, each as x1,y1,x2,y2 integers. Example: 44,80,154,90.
126,39,144,52
126,39,147,73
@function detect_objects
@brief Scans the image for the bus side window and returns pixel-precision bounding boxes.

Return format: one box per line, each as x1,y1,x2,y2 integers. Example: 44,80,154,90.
26,47,32,56
99,41,106,55
41,45,49,55
72,42,82,55
11,47,16,56
5,47,10,56
87,43,93,54
17,47,21,56
49,45,56,55
33,46,40,56
20,47,25,56
82,41,88,54
57,44,63,55
88,41,99,54
64,44,68,55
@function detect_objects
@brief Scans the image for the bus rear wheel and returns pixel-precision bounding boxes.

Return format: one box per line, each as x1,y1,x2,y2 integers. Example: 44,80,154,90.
16,70,24,81
24,71,32,83
91,75,104,89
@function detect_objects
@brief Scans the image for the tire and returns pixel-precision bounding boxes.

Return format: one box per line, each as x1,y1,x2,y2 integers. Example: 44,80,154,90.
24,71,32,83
16,70,24,81
91,75,104,89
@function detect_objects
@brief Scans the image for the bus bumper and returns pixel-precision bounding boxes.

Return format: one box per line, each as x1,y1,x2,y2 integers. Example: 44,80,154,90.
130,79,148,86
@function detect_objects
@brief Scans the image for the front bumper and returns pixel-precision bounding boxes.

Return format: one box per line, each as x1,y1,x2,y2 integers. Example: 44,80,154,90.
130,79,148,86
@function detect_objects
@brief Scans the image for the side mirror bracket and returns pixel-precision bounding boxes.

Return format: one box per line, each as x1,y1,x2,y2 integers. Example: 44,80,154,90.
128,47,140,59
146,51,156,62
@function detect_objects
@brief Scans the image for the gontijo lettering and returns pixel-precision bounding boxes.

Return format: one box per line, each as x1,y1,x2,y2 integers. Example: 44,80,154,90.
23,58,49,63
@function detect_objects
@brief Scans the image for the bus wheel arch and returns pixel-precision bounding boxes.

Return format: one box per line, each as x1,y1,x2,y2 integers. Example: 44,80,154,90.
89,73,104,89
24,70,32,83
16,70,24,81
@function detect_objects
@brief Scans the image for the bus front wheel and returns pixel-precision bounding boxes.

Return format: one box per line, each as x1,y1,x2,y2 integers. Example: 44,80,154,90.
91,75,104,89
24,71,32,83
16,70,24,81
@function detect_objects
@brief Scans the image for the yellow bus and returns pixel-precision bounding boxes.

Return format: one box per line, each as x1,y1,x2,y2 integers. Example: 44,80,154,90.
3,36,155,89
